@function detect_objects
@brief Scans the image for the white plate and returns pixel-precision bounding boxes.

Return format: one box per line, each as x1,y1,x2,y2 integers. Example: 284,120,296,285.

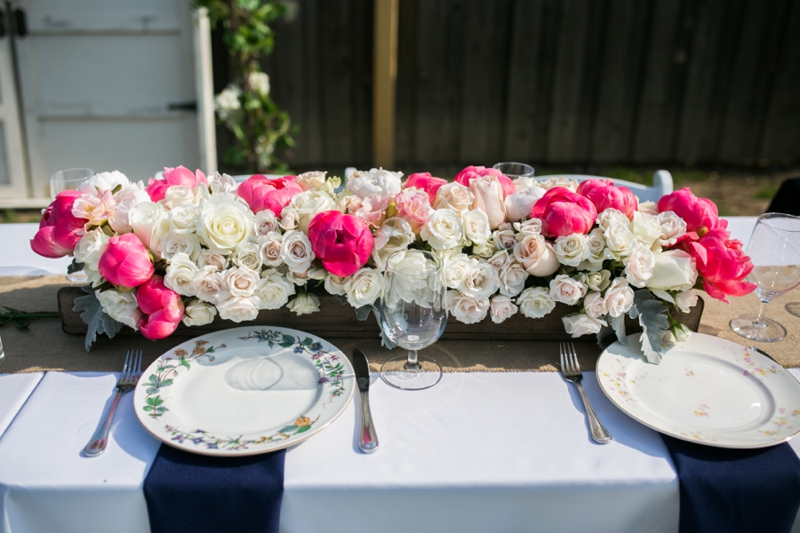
597,333,800,448
134,326,355,456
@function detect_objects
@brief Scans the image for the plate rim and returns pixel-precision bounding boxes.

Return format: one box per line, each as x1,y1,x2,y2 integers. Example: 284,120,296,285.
597,333,800,449
133,325,356,457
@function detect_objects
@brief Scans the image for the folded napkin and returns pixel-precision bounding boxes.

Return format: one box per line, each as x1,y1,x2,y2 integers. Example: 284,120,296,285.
144,444,286,533
662,436,800,533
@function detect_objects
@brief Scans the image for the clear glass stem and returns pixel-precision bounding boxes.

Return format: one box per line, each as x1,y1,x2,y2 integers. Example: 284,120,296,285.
754,299,771,328
405,349,420,371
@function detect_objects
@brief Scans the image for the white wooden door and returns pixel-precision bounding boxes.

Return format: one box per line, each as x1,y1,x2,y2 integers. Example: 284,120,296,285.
0,5,29,204
11,0,206,203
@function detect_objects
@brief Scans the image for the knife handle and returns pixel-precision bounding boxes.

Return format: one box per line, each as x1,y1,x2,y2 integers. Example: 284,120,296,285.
359,389,379,453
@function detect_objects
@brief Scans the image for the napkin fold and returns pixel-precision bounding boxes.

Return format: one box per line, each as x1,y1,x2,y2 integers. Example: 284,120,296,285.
662,436,800,533
144,444,286,533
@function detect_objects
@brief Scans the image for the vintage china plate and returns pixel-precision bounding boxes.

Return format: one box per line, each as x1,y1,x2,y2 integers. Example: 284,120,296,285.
134,326,355,456
597,333,800,448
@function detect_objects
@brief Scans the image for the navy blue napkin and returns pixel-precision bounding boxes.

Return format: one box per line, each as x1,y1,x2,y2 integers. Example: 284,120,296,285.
662,436,800,533
144,444,286,533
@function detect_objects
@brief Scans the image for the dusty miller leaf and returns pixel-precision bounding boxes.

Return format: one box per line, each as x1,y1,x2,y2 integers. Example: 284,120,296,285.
72,287,123,352
628,290,671,364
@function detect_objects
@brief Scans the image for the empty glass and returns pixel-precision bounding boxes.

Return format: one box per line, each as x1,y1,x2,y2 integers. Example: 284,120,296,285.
730,213,800,342
379,250,447,390
492,162,534,179
49,167,94,200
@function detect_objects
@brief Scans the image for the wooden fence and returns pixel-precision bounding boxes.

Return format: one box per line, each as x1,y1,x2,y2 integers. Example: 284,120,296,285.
238,0,800,171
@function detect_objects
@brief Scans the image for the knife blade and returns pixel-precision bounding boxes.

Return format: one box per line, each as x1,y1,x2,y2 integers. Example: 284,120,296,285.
352,348,379,453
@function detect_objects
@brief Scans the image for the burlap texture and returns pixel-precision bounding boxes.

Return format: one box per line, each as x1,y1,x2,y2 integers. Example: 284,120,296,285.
1,276,798,373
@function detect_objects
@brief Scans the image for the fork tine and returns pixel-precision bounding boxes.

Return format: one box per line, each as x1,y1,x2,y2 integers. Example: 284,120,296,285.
568,342,580,374
135,350,143,376
121,350,133,379
559,342,566,372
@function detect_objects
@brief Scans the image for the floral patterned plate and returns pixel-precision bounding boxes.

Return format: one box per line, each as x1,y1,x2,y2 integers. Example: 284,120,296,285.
597,333,800,448
133,326,355,456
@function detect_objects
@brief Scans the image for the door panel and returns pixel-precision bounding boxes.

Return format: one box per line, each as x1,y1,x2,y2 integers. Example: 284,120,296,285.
0,5,28,201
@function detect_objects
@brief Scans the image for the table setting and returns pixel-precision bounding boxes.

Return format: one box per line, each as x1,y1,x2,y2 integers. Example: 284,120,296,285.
1,164,800,533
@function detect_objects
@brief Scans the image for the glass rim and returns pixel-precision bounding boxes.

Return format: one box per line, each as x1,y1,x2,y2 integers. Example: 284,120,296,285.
50,167,95,179
756,212,800,232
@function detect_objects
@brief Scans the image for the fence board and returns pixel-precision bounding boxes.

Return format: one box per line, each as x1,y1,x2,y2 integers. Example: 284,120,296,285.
394,0,418,166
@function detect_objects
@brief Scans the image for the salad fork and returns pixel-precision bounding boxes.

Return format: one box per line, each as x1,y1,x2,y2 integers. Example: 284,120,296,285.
83,350,143,457
560,342,612,444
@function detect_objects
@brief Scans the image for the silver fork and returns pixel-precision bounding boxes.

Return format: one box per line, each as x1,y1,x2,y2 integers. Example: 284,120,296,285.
83,350,143,457
560,342,612,444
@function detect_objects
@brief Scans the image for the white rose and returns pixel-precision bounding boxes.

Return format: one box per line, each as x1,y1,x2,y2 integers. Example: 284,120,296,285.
207,172,238,195
346,168,403,199
514,234,560,276
461,209,491,245
578,228,609,271
549,275,587,306
421,209,463,250
73,229,109,269
460,259,500,299
604,223,637,258
583,269,612,292
129,201,170,257
324,274,349,296
443,254,471,289
279,207,300,231
646,250,697,292
433,182,474,212
513,218,543,235
84,170,130,192
295,171,327,191
657,211,687,247
472,242,495,258
287,292,321,315
197,250,227,272
492,228,517,250
446,290,490,324
196,195,254,253
164,252,199,296
344,268,383,308
217,296,259,323
371,217,414,270
498,261,528,297
562,314,607,337
160,231,202,262
632,211,662,248
597,208,631,230
167,204,200,234
504,187,546,222
248,71,270,96
182,299,217,327
638,201,659,216
192,266,225,303
583,292,608,318
512,176,539,191
96,289,141,330
162,185,197,210
490,295,518,324
624,244,656,288
554,234,589,267
254,271,295,310
253,209,280,236
517,287,556,319
604,278,635,318
223,267,259,298
232,242,262,271
281,230,315,273
84,264,104,288
109,183,150,234
258,232,284,267
539,177,579,192
289,191,336,233
488,250,509,269
675,290,699,314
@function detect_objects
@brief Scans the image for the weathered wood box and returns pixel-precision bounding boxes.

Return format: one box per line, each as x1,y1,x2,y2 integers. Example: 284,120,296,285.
57,286,704,342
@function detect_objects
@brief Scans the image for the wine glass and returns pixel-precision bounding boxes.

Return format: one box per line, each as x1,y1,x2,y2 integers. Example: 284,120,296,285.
379,250,448,390
730,213,800,342
492,162,534,179
49,168,94,200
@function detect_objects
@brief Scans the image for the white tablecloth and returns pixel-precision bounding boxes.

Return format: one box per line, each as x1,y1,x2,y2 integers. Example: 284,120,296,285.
3,216,799,533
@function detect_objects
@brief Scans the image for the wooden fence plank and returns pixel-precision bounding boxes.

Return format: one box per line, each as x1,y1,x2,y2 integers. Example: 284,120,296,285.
394,0,418,166
353,0,375,168
301,0,325,166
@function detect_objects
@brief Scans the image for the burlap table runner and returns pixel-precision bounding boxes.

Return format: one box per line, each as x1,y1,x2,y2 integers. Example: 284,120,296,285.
1,276,798,374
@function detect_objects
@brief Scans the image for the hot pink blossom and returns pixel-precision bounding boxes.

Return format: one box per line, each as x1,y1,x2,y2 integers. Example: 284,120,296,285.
658,188,720,233
30,191,88,258
146,166,208,202
136,275,184,340
531,187,598,237
405,172,447,204
454,166,515,198
307,211,374,277
98,233,154,288
237,174,302,215
395,187,433,232
576,179,637,219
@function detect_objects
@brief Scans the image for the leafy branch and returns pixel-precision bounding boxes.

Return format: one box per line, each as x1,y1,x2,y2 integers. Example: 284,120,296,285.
0,307,60,329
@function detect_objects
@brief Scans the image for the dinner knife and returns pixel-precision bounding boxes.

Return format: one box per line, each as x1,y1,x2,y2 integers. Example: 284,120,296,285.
352,348,379,453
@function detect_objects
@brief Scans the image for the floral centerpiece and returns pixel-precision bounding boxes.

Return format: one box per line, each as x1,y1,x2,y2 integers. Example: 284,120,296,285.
32,165,755,362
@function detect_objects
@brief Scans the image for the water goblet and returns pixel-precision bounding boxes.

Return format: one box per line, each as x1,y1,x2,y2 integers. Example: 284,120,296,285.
492,162,534,179
379,250,448,390
49,168,94,200
730,213,800,342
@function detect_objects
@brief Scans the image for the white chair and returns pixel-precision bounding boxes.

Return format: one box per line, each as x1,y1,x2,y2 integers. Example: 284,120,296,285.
534,170,673,203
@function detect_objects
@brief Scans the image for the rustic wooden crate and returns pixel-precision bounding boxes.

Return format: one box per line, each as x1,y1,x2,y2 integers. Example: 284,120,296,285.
57,286,704,342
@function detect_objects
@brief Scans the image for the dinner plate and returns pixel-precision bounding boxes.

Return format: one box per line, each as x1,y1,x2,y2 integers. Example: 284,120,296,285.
597,333,800,448
133,326,355,456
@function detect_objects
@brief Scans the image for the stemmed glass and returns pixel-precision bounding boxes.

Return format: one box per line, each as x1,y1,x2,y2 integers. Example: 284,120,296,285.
379,250,448,390
492,162,534,179
49,168,94,200
730,213,800,342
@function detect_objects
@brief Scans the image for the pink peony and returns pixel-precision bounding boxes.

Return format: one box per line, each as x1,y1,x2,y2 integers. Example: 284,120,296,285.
531,187,598,238
454,166,515,198
576,179,637,219
677,227,756,303
395,187,433,232
237,174,302,215
405,172,447,204
30,190,88,258
307,211,374,277
658,188,720,233
348,194,390,228
136,275,184,340
98,233,155,288
146,166,208,202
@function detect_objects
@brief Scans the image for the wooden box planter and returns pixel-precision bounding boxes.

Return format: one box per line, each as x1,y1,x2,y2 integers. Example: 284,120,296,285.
57,286,704,342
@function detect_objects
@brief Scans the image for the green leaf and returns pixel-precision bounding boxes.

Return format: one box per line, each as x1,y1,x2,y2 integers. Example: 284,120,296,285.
142,405,153,411
72,288,123,351
279,426,298,433
160,379,174,387
629,290,671,364
146,396,164,406
295,425,312,434
180,359,191,369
